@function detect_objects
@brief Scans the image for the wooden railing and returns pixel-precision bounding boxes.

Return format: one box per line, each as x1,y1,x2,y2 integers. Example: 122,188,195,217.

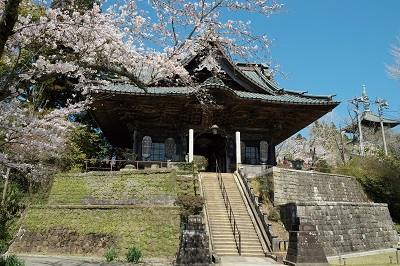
84,159,167,171
216,161,241,256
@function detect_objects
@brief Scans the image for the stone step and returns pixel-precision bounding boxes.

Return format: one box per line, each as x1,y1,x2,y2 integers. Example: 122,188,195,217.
201,173,264,257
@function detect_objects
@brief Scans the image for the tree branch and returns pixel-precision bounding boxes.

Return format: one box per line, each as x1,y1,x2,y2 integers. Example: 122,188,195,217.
0,0,22,58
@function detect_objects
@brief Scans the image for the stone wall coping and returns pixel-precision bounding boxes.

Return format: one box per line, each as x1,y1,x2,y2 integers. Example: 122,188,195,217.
30,205,179,209
271,166,356,179
285,201,388,207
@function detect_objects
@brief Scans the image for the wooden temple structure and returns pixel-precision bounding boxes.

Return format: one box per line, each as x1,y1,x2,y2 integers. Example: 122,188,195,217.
89,45,339,172
345,86,400,133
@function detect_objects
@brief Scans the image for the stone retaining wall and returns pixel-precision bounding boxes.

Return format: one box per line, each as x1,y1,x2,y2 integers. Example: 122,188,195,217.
271,168,368,206
280,202,398,256
9,227,116,256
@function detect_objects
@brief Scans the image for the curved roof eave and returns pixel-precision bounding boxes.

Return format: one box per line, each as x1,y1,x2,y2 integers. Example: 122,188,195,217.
92,84,340,106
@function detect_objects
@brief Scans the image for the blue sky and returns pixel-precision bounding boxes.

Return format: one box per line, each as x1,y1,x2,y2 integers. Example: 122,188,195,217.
104,0,399,128
259,0,400,126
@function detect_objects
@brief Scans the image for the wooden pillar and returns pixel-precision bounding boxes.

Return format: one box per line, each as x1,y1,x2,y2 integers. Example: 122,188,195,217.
132,130,138,154
189,129,194,163
267,139,276,166
235,131,241,171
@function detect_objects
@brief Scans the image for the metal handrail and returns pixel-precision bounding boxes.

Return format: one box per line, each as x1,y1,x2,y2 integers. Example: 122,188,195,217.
198,173,216,256
216,161,241,256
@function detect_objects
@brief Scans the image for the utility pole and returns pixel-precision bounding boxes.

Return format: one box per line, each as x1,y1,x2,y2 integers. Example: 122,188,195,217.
349,96,365,156
375,97,389,156
339,125,346,163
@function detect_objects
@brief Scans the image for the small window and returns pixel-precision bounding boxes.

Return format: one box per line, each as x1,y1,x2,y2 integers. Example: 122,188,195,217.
245,146,259,165
150,143,166,161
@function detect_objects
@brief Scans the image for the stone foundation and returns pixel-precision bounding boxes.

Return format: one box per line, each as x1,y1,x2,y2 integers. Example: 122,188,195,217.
280,201,398,256
268,167,398,256
176,215,211,266
271,168,368,206
284,217,329,265
9,227,116,256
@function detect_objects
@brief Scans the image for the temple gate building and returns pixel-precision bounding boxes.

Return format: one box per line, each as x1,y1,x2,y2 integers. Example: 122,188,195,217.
89,45,339,172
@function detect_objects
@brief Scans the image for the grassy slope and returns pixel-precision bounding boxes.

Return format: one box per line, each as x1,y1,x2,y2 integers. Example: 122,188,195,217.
19,170,194,259
48,170,191,205
328,251,400,265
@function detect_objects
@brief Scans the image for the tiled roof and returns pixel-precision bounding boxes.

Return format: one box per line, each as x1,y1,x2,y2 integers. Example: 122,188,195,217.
95,84,338,105
362,111,400,124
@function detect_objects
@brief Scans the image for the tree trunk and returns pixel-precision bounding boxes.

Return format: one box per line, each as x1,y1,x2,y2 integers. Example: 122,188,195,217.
1,167,10,206
0,0,22,58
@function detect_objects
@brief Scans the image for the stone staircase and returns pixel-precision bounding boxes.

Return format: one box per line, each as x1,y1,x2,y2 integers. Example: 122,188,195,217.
201,172,265,257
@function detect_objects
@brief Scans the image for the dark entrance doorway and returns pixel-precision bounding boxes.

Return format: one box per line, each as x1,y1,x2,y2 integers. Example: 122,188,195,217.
194,133,235,172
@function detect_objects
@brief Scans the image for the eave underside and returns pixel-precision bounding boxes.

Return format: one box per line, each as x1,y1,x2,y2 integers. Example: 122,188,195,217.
90,92,338,148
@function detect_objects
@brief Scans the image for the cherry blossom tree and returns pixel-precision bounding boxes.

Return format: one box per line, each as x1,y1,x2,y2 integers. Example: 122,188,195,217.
387,36,400,81
0,0,284,190
1,0,284,98
0,99,85,194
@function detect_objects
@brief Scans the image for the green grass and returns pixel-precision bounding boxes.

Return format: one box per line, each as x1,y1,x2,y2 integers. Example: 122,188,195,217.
16,169,195,259
394,223,400,233
328,251,400,265
21,206,180,259
48,170,194,205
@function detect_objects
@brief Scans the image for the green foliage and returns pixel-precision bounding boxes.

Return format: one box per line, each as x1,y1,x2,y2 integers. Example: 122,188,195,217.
0,254,26,266
193,155,208,171
0,182,25,253
394,223,400,233
174,194,204,222
250,175,279,221
316,159,332,173
175,162,194,172
126,246,142,263
104,247,118,262
268,207,281,222
251,175,273,203
61,125,108,171
338,156,400,221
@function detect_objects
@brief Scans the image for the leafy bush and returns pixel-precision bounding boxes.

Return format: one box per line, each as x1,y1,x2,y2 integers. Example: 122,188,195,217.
316,159,331,173
175,162,194,172
0,182,25,253
193,155,208,171
174,194,204,222
126,246,141,263
0,255,26,266
104,247,118,262
61,125,109,171
338,155,400,221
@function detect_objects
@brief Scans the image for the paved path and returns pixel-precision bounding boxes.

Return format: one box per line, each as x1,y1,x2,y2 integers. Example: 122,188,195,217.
13,254,285,266
13,254,173,266
219,256,284,266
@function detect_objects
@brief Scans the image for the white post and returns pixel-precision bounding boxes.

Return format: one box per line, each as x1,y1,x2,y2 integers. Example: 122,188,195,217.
235,131,241,171
189,129,194,163
380,119,388,156
376,97,389,156
356,106,364,156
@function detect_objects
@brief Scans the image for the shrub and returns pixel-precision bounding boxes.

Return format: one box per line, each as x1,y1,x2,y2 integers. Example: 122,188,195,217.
126,246,142,263
0,182,25,253
338,156,400,221
104,247,118,262
193,155,208,171
174,194,204,222
0,255,26,266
